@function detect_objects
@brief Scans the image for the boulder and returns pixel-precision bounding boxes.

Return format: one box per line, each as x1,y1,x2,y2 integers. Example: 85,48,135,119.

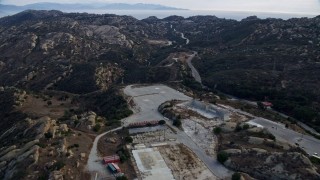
252,148,268,154
248,136,264,145
224,149,242,154
0,149,20,162
67,150,74,158
49,170,64,180
0,145,17,157
59,124,69,132
106,137,116,144
80,153,86,160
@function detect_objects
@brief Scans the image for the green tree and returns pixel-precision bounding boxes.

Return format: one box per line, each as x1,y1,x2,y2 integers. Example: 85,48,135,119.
47,100,52,106
93,124,101,132
44,132,53,139
125,136,133,143
213,127,222,134
232,172,241,180
158,120,166,125
116,176,128,180
173,119,182,127
217,151,229,164
257,101,266,110
243,124,250,130
235,124,242,132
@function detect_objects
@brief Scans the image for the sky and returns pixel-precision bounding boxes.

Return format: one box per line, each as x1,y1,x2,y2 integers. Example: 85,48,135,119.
1,0,320,14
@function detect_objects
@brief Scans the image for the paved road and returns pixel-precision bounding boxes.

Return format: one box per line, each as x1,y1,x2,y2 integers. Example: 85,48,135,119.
86,127,122,180
186,52,203,84
123,84,232,179
221,103,320,156
249,118,320,156
180,33,190,45
175,130,232,179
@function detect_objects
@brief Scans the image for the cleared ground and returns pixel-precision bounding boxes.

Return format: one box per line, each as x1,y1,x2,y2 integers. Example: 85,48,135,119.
18,94,76,119
132,148,174,180
158,144,216,180
123,85,191,125
182,119,217,157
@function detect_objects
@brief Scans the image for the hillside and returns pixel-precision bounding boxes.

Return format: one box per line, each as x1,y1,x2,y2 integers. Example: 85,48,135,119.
0,10,319,131
0,10,320,179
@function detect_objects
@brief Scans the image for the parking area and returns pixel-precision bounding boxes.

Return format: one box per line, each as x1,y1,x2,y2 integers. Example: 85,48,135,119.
122,85,191,125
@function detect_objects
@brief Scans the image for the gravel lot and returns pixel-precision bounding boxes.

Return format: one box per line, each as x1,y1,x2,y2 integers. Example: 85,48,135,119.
122,85,191,125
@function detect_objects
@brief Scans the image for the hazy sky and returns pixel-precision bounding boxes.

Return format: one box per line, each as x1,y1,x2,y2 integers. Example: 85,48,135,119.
1,0,320,14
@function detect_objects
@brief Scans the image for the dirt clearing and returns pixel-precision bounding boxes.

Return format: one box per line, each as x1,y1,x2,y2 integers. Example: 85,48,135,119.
158,144,217,180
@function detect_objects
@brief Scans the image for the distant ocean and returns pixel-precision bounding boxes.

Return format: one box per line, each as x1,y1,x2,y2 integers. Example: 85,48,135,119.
1,9,318,20
65,10,318,21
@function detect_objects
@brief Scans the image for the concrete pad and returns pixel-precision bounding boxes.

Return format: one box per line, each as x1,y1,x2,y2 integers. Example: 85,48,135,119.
132,148,174,180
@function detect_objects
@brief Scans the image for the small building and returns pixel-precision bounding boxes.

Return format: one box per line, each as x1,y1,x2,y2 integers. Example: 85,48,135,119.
103,155,120,164
262,102,273,109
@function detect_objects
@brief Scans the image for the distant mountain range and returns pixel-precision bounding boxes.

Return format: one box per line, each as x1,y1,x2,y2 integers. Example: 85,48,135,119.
0,2,186,12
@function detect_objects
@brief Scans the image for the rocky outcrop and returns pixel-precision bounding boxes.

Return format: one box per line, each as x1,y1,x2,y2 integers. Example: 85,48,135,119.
225,150,320,180
95,63,124,90
158,101,181,121
49,170,64,180
0,115,59,179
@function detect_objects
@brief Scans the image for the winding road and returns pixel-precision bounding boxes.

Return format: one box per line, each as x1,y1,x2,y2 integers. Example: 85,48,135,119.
186,51,203,85
181,33,190,45
87,127,122,179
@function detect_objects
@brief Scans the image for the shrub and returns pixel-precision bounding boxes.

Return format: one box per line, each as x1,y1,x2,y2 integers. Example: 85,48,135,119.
232,172,241,180
235,124,242,132
125,136,133,143
158,120,166,125
310,156,320,165
93,124,101,132
243,124,250,130
44,132,53,139
47,101,52,106
173,119,182,127
217,151,229,164
49,161,65,171
257,101,266,110
213,127,222,134
269,133,276,141
116,176,128,180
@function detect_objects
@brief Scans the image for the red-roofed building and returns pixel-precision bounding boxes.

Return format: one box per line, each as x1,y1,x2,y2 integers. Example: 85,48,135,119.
103,155,120,164
262,102,273,108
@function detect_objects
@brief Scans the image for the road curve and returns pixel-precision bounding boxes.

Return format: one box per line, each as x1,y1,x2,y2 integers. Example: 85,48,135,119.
86,127,122,179
186,52,203,85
